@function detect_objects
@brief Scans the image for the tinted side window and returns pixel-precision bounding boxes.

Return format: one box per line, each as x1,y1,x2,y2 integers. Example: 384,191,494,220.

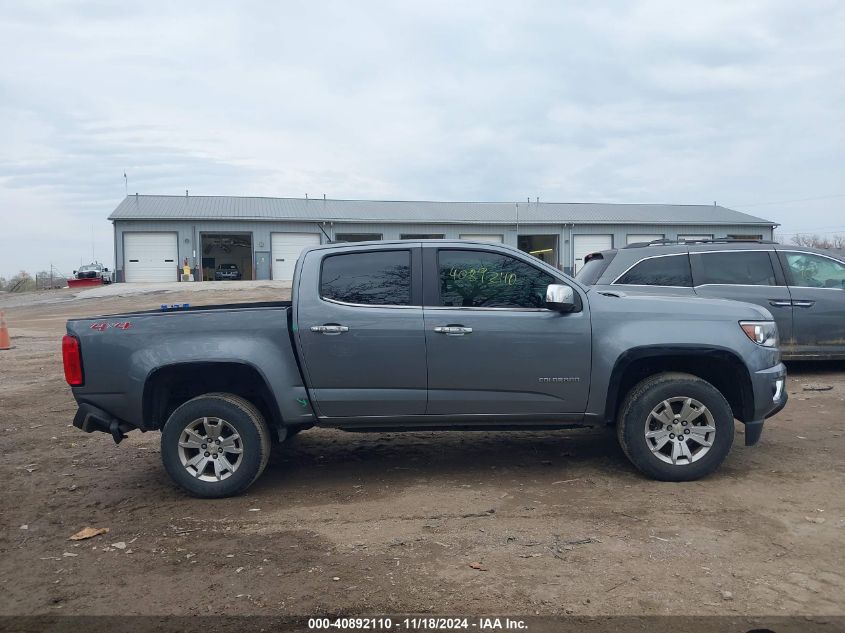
320,250,411,305
615,254,692,286
784,252,845,289
438,250,555,308
695,251,777,286
576,252,616,285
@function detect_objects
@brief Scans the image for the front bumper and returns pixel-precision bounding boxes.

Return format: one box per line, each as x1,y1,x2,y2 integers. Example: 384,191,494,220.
743,362,788,446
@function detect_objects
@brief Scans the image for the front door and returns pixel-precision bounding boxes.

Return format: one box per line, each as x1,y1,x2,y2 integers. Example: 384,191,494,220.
423,246,591,416
779,250,845,358
296,246,427,418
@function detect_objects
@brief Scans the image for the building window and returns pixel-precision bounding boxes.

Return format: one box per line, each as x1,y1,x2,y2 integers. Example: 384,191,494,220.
401,234,444,239
677,234,713,242
626,234,664,245
335,233,382,242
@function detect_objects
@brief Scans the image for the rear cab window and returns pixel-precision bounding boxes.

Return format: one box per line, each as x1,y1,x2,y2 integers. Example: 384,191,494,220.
320,250,412,306
613,254,692,287
692,251,778,286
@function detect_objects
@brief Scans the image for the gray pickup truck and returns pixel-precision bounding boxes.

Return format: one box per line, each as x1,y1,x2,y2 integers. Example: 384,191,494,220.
64,240,788,497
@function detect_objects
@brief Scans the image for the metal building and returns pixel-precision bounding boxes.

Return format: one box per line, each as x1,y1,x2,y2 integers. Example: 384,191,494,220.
109,194,778,282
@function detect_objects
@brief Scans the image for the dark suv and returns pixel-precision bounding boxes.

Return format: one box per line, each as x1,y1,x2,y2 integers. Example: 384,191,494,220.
576,239,845,360
214,264,242,281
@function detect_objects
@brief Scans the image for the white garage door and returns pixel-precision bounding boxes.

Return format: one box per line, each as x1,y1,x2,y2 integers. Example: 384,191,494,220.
271,233,321,281
626,234,664,245
124,232,178,283
573,234,613,274
460,234,504,243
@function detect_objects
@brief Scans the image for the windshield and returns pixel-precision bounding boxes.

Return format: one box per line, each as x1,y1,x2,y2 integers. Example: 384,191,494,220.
78,265,100,272
219,264,238,269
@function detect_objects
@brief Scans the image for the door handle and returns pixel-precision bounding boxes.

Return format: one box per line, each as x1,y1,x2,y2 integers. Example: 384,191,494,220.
434,326,473,335
792,300,816,308
768,300,793,307
310,325,349,334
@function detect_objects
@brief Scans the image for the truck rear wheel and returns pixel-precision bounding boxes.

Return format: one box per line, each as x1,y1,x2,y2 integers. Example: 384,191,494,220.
161,393,271,498
617,372,734,481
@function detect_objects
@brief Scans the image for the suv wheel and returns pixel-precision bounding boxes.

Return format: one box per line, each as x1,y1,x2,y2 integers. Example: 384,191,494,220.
617,372,734,481
161,393,271,498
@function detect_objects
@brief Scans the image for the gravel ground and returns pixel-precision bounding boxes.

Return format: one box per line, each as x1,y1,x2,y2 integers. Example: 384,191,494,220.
1,285,844,616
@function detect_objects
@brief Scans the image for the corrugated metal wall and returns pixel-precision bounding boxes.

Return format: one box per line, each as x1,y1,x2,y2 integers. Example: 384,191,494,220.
113,219,774,280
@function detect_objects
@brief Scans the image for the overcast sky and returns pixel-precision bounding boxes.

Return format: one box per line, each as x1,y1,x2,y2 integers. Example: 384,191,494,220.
1,1,844,277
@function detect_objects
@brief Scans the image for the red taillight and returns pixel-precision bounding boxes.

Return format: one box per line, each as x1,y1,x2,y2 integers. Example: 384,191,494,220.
62,335,83,386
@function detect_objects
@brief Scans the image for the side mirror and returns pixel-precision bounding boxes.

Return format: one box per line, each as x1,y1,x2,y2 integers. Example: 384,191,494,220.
546,284,577,312
73,270,77,275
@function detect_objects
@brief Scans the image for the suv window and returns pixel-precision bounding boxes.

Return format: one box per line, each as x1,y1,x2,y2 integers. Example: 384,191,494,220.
614,254,692,287
784,252,845,289
320,250,411,305
438,249,555,308
694,251,777,286
576,252,616,285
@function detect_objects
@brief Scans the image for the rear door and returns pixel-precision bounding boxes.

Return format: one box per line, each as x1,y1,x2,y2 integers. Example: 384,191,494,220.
778,249,845,358
422,245,591,416
296,245,427,418
690,250,793,350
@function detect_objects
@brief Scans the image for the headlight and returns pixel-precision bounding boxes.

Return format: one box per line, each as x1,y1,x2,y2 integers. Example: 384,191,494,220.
740,321,778,347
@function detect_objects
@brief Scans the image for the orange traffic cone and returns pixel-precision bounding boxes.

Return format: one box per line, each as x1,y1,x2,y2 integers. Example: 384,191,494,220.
0,311,12,350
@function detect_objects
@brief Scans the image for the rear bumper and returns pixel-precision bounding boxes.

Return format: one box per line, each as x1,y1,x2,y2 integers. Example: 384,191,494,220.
743,362,788,446
73,403,135,444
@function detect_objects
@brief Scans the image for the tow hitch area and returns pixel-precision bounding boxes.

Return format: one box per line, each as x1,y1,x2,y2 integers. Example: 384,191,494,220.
73,404,132,444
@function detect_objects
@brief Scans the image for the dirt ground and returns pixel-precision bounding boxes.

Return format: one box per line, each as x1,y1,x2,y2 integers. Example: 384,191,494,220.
1,285,844,617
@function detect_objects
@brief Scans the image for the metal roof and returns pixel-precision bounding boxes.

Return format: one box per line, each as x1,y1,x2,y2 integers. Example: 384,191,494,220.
109,195,776,226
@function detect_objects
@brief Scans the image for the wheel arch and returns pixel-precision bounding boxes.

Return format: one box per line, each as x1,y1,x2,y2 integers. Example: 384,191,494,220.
604,346,754,425
142,361,284,433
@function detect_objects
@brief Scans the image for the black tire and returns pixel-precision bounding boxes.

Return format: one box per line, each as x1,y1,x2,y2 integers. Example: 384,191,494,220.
617,372,734,481
161,393,271,498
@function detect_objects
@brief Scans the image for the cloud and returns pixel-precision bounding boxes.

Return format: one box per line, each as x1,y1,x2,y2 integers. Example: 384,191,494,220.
0,0,844,276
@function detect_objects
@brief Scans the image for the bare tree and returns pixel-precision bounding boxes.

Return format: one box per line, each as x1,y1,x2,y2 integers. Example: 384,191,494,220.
791,234,845,250
7,270,35,292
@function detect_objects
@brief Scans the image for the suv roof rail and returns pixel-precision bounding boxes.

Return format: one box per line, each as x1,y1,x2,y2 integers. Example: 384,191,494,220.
624,237,779,248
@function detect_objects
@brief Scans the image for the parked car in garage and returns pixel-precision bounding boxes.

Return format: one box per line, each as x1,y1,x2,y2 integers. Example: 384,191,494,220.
214,263,242,281
576,239,845,360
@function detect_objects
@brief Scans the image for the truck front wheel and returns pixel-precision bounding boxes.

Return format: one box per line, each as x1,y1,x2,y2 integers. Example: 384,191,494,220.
617,372,734,481
161,393,271,498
